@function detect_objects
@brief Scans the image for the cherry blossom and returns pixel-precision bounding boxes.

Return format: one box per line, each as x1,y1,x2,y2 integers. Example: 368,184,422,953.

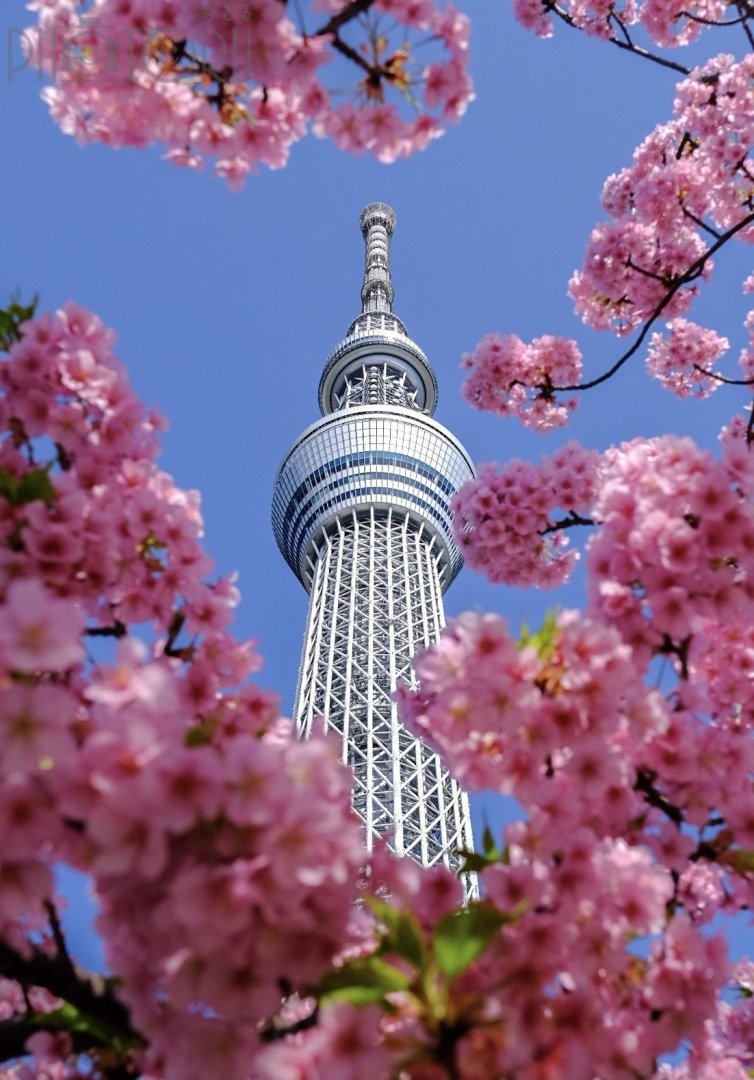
461,332,582,431
646,319,728,398
452,442,600,587
23,0,473,188
7,0,754,1070
0,302,365,1079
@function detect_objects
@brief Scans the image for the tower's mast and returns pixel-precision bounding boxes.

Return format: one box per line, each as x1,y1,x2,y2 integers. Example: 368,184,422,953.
272,205,476,891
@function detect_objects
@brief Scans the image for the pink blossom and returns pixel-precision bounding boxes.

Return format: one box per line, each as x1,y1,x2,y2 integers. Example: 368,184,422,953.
647,319,728,398
0,580,84,673
462,332,581,431
26,0,474,188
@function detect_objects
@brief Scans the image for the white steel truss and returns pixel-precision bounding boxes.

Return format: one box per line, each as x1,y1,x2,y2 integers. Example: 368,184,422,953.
295,507,476,886
274,203,478,898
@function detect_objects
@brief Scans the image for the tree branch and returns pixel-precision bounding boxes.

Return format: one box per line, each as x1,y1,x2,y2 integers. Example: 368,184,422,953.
0,940,138,1046
0,1012,138,1072
0,1014,40,1061
691,363,754,387
543,0,691,74
682,206,722,240
635,768,685,826
555,209,754,392
541,511,595,534
85,622,127,639
314,0,376,37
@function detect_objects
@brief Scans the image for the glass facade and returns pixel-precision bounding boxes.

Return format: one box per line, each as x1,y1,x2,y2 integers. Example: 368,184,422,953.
271,405,474,589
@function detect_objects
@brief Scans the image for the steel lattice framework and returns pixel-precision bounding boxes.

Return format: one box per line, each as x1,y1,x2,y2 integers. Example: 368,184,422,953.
272,203,477,891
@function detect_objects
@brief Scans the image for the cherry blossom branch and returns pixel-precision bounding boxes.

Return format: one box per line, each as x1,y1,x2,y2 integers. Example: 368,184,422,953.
682,206,722,240
541,511,595,534
85,621,127,638
635,768,684,826
315,0,376,36
0,1014,40,1061
542,0,691,75
678,6,753,25
259,1005,320,1043
43,900,71,972
159,1,384,113
0,939,139,1051
0,1013,137,1077
556,209,754,392
691,363,754,387
737,0,754,49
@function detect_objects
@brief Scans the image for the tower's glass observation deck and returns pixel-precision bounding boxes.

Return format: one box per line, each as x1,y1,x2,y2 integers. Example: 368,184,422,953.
272,203,476,885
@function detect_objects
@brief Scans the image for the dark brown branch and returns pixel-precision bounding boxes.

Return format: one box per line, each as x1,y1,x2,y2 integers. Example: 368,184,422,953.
737,0,754,49
691,363,754,387
541,511,595,534
0,940,138,1044
543,0,691,74
260,1005,320,1043
625,257,675,284
86,622,127,639
635,768,685,826
555,209,754,392
0,1014,38,1061
0,1013,135,1070
678,7,751,24
328,33,375,75
43,900,73,976
682,206,722,239
314,0,376,36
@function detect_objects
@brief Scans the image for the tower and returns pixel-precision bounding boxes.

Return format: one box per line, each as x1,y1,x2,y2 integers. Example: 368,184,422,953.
272,204,476,888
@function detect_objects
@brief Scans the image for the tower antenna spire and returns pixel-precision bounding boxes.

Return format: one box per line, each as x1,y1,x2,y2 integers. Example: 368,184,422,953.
359,202,396,315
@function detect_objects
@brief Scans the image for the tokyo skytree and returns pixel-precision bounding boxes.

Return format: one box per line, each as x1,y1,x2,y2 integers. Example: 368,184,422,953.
272,203,476,886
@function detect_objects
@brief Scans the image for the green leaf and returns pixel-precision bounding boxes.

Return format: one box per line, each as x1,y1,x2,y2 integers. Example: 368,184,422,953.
725,849,754,874
315,955,412,1006
31,1002,139,1054
456,823,508,874
0,466,55,508
518,609,560,660
367,896,427,970
16,468,54,506
432,904,507,981
0,468,18,502
0,294,38,351
457,849,500,873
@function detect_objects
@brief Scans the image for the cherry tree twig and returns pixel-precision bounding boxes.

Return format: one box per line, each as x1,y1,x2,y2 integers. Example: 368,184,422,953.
554,209,754,393
0,938,141,1053
542,0,691,74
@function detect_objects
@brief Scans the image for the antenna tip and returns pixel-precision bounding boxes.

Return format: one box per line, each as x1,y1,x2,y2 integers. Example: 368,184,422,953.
359,202,396,236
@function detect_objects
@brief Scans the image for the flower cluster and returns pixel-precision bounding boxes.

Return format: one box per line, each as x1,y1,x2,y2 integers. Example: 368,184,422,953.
461,332,582,431
26,0,472,188
646,318,728,398
452,441,600,587
398,609,655,816
514,0,729,50
395,608,735,1079
587,432,754,659
0,303,364,1078
569,55,754,335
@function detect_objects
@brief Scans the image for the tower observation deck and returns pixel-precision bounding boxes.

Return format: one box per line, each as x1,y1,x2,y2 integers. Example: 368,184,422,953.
272,203,476,885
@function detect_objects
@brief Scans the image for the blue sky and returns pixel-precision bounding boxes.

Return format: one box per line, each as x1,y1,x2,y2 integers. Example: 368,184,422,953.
2,0,753,963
